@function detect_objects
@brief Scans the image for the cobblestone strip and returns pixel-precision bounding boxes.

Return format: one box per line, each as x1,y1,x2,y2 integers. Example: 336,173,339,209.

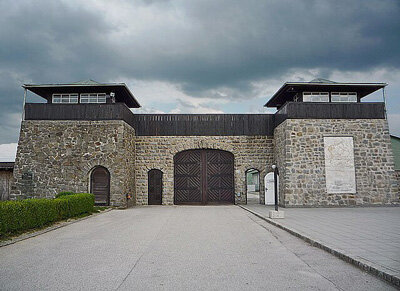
0,209,113,248
238,205,400,287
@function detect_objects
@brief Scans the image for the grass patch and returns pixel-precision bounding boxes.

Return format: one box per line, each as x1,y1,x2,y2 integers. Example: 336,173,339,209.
93,206,111,213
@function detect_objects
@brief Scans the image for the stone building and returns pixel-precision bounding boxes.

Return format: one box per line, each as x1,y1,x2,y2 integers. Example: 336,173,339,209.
11,79,399,207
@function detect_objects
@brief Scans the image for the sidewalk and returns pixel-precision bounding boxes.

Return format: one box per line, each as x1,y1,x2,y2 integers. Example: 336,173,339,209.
240,204,400,287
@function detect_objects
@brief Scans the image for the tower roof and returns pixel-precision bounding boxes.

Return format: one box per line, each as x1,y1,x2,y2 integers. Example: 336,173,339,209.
23,80,141,108
265,79,387,108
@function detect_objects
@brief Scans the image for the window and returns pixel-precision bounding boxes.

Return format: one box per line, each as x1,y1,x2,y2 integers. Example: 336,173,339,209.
52,94,78,104
303,92,329,102
331,92,357,102
80,93,107,104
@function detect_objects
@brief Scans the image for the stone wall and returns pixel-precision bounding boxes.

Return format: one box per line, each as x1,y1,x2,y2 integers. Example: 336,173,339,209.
0,170,13,201
274,118,399,207
134,136,274,205
12,120,135,207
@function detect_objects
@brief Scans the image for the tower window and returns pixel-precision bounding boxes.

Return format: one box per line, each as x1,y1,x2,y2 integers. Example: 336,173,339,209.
331,92,357,102
303,92,329,102
52,94,78,104
80,93,106,104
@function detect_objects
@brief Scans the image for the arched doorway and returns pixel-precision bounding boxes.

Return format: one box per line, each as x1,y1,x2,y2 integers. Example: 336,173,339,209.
90,166,110,205
246,168,260,204
148,169,163,205
174,149,234,205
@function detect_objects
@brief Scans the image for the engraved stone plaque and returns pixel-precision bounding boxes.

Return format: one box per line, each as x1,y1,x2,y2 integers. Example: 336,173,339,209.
22,172,33,181
324,137,356,193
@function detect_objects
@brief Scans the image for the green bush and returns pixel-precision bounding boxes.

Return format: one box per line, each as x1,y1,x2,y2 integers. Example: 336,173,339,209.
55,191,75,198
0,193,95,236
57,193,95,218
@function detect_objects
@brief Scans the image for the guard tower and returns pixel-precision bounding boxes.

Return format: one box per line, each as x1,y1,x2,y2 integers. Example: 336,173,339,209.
12,80,140,207
267,79,398,206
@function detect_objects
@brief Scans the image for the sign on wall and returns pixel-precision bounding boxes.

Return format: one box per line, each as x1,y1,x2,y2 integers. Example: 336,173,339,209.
324,136,356,194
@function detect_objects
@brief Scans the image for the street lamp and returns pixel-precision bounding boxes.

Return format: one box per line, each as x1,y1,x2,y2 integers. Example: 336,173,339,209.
272,165,279,211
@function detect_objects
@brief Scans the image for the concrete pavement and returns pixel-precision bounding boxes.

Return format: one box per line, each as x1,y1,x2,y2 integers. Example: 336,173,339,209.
0,206,395,290
242,204,400,287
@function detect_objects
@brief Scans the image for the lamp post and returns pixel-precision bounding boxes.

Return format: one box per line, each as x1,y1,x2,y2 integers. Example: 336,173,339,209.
271,164,279,211
269,164,284,219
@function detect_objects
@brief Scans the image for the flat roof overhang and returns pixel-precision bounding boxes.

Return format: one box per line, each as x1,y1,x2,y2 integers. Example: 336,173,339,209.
265,82,387,108
23,83,141,108
0,162,14,170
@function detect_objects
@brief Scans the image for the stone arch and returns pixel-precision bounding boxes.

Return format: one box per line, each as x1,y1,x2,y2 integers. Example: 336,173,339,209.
171,140,235,157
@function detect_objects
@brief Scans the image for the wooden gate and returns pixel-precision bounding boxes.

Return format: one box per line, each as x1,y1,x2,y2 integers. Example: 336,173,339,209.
148,169,163,205
174,149,234,204
90,166,110,205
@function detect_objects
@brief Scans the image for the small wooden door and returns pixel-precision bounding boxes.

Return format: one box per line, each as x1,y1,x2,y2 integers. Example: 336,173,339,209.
148,169,162,205
90,167,110,205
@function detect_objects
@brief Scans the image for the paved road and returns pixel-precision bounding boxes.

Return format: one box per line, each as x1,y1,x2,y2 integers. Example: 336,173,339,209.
0,206,394,290
244,204,400,283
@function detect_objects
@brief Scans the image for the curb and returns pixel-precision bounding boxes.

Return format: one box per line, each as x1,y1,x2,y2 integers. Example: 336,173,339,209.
238,205,400,287
0,208,113,248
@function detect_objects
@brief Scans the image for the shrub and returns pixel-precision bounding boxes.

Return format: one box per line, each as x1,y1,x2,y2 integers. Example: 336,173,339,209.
55,191,75,198
0,193,95,236
57,193,95,218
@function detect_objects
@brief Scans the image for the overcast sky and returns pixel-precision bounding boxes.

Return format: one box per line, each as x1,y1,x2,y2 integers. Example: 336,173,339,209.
1,0,399,161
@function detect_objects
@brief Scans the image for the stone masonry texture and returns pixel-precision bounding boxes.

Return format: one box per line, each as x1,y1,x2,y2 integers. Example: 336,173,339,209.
12,120,135,208
274,118,399,207
134,136,274,205
11,117,399,208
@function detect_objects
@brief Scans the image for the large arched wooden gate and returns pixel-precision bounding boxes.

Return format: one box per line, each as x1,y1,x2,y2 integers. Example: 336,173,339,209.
174,149,234,204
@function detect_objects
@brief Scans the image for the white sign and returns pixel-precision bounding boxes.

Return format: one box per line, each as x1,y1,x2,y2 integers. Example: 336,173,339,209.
324,136,356,193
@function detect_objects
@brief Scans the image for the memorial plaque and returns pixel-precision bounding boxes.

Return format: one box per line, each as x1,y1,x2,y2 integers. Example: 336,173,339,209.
324,137,356,193
22,172,33,181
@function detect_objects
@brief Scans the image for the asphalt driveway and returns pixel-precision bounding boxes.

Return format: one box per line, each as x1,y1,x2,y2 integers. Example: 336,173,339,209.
0,206,394,290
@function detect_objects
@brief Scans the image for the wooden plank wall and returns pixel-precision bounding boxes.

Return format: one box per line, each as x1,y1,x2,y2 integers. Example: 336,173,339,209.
275,102,386,126
132,114,275,136
25,103,136,128
25,102,385,135
0,171,13,201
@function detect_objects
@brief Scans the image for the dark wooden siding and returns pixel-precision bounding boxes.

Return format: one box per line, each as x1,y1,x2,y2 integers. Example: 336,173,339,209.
132,114,275,136
275,102,386,126
0,170,13,201
25,102,385,136
25,104,274,136
25,103,136,128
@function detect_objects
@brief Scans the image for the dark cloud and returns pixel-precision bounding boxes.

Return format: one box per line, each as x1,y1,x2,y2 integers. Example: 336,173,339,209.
0,0,399,143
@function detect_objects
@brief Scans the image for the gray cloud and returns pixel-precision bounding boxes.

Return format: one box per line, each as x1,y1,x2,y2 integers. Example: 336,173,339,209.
0,0,399,143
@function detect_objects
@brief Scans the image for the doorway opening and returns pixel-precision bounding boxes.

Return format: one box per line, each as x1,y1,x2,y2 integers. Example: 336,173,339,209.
174,149,234,205
148,169,163,205
90,166,110,206
246,168,260,204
